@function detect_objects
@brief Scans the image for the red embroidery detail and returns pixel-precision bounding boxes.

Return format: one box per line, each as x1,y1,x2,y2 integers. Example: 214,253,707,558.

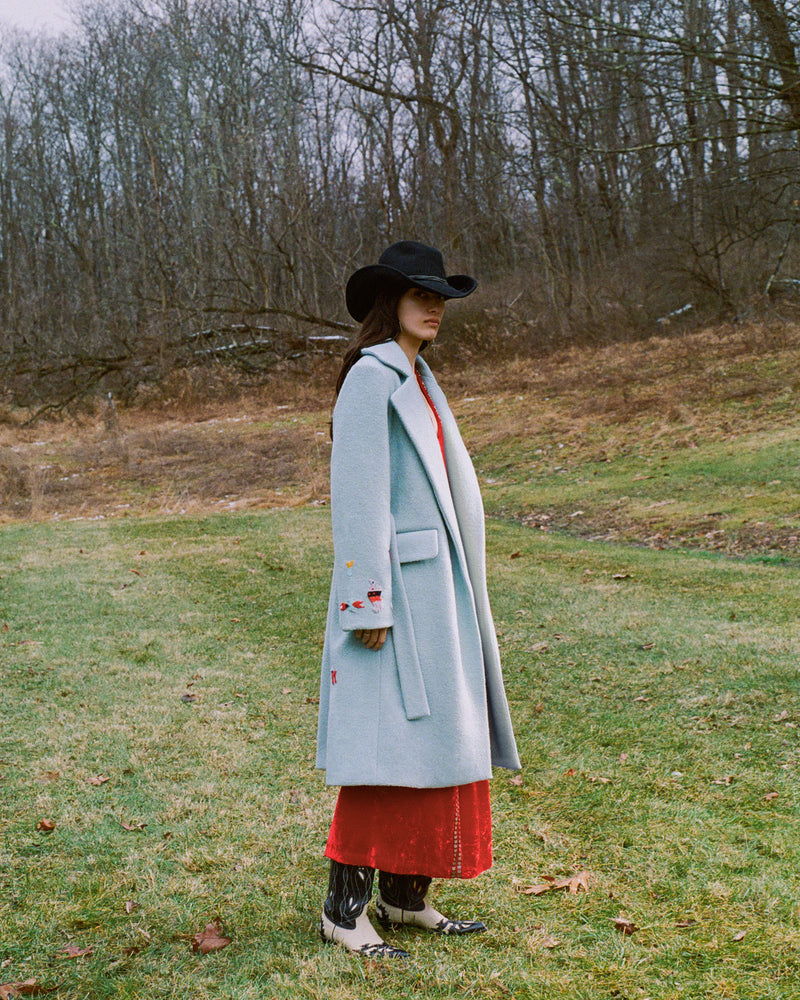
340,602,349,611
331,670,337,685
352,600,365,609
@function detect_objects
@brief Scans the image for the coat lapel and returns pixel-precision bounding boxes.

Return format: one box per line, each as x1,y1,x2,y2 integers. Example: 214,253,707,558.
417,356,486,585
361,342,468,570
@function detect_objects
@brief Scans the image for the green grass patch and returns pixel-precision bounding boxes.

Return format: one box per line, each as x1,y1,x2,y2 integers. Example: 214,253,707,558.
477,424,800,557
2,511,800,998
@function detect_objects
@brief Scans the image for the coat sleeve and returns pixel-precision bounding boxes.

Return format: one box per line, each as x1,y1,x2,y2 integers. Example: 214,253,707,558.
330,358,395,632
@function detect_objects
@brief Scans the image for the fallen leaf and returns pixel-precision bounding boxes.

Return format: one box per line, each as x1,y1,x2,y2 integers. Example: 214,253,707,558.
619,752,629,763
1,623,8,632
529,641,549,653
764,791,779,801
773,710,789,722
565,768,577,777
35,772,60,784
638,642,655,650
509,775,523,786
87,775,110,786
281,688,292,695
57,943,94,959
305,696,319,705
516,882,553,896
612,572,632,580
124,901,138,914
0,980,55,998
633,695,650,702
589,776,611,784
557,871,590,894
712,776,735,786
119,820,147,832
612,916,638,935
675,918,698,928
533,702,544,714
516,871,589,896
191,922,232,954
180,693,199,704
527,929,560,950
36,819,55,833
509,551,522,559
732,929,746,941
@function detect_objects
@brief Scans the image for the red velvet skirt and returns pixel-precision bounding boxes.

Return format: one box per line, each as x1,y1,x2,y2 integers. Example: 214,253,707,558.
325,780,492,879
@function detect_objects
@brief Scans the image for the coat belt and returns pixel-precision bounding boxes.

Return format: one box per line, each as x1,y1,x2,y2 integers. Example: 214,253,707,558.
388,537,431,721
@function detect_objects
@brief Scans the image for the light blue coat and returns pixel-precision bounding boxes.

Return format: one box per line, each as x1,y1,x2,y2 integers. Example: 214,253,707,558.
315,339,520,787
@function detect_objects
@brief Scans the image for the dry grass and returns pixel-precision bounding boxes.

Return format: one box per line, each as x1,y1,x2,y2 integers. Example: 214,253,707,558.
445,319,800,450
1,322,798,537
0,375,335,522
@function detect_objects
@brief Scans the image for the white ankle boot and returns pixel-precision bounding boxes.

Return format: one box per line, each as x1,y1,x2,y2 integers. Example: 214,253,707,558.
319,909,410,958
375,893,486,935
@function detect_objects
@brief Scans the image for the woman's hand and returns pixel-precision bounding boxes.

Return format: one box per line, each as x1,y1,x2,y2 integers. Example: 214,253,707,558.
355,627,388,650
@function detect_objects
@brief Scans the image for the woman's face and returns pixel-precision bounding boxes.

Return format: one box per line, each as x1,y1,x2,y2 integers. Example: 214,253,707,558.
396,286,446,349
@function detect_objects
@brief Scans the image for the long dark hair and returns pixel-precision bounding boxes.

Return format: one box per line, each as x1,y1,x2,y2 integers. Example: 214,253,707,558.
334,284,406,398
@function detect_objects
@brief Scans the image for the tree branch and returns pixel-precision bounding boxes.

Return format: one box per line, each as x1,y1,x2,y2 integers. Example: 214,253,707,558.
748,0,800,129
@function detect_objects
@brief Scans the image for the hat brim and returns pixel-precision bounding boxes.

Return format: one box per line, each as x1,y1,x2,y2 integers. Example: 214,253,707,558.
345,264,476,323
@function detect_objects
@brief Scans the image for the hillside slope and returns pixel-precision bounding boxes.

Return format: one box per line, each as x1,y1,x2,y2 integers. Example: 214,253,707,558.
1,321,798,558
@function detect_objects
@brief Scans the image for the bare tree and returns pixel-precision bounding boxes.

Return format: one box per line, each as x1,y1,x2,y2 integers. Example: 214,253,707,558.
2,0,800,411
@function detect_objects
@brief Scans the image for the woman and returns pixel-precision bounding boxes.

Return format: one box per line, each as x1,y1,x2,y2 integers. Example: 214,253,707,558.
316,241,520,958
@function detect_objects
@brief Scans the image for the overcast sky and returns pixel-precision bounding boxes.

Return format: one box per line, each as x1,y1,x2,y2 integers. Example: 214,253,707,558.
0,0,76,33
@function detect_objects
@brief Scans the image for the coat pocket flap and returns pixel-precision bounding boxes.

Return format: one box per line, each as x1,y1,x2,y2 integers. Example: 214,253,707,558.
396,528,439,564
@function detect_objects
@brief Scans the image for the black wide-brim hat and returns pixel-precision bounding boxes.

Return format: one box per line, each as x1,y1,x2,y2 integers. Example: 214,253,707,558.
345,240,477,322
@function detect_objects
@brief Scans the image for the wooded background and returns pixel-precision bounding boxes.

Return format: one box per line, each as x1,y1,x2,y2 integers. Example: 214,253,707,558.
1,0,799,408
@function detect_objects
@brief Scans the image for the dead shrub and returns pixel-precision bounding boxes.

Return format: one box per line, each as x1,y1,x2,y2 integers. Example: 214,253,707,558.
0,445,39,515
0,445,28,499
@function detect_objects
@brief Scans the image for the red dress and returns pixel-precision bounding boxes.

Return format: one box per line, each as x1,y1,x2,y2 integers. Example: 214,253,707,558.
325,370,493,879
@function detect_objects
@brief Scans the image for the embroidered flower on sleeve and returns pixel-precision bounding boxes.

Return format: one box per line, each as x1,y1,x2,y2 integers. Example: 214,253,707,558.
341,599,365,612
367,579,383,614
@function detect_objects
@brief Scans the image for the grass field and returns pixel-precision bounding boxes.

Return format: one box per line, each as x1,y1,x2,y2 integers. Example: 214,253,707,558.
2,506,799,999
2,322,800,997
